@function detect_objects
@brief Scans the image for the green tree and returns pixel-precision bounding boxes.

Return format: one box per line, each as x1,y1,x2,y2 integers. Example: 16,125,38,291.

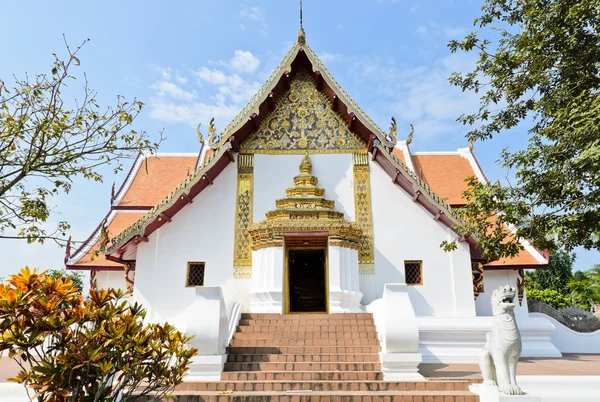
47,269,85,294
0,38,161,246
0,268,197,401
445,0,600,260
527,250,575,294
567,270,600,308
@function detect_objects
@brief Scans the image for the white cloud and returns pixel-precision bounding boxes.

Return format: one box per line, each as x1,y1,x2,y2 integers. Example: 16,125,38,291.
416,25,428,34
148,51,263,128
239,5,268,35
154,66,172,80
230,50,260,74
150,81,197,101
350,53,480,142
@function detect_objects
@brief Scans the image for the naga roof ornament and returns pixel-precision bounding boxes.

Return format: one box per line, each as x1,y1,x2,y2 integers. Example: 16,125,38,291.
386,117,398,144
207,117,219,145
406,123,415,144
197,123,205,145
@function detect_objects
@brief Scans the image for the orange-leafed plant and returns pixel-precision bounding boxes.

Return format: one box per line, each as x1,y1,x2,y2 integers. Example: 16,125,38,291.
0,268,197,401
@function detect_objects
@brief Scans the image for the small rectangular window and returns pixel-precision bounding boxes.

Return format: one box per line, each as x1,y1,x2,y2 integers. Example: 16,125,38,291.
186,262,205,287
404,261,423,285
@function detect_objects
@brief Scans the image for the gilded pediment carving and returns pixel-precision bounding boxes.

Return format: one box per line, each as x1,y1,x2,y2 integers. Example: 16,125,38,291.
240,71,366,154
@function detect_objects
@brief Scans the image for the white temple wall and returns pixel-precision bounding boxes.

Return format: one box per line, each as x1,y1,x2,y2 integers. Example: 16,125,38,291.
133,163,244,331
95,270,126,291
476,269,529,319
253,154,355,221
368,160,475,317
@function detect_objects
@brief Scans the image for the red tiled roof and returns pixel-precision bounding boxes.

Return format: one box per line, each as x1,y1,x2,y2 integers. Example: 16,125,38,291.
118,156,197,207
411,154,475,206
68,212,145,269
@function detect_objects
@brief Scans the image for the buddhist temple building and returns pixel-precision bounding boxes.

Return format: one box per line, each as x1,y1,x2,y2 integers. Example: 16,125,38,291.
65,24,567,382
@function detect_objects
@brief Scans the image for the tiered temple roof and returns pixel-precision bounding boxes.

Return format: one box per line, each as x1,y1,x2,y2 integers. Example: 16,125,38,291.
66,31,547,272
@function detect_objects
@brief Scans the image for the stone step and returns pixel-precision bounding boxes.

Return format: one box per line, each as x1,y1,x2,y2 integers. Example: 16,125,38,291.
229,338,380,347
240,313,374,320
238,319,375,327
175,380,473,392
236,325,377,333
220,371,384,381
232,331,376,340
226,346,381,355
134,390,478,401
223,362,382,372
226,353,380,363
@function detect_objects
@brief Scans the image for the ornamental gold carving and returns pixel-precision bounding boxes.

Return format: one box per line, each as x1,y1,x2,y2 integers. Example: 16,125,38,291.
240,71,365,154
248,154,362,250
353,152,375,275
234,154,254,279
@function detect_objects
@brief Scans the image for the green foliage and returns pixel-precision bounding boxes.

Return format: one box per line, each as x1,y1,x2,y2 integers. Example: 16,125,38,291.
0,38,161,246
47,269,84,294
0,268,197,401
446,0,600,258
526,288,571,309
527,250,575,293
566,270,600,308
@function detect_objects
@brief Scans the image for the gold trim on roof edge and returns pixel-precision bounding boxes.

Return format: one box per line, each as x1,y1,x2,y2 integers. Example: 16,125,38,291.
209,40,395,151
103,144,232,255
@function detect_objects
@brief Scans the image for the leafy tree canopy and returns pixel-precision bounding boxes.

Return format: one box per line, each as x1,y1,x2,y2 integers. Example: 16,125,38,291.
527,250,575,293
447,0,600,260
0,268,196,401
0,38,161,246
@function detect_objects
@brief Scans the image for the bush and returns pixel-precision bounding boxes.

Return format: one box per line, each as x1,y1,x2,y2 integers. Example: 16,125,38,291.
0,268,197,401
526,288,571,309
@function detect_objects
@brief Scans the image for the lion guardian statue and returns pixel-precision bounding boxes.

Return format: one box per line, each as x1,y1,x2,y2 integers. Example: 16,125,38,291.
480,285,523,395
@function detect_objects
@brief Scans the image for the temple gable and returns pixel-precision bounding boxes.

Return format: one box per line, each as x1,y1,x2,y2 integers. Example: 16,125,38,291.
240,71,365,154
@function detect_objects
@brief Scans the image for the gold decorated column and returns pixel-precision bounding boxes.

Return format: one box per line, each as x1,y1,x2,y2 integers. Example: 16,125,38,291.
353,152,375,275
233,154,254,278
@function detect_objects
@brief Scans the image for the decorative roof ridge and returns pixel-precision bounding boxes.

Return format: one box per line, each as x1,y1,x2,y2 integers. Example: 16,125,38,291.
103,143,232,255
66,210,114,267
210,43,301,149
209,39,394,150
377,143,462,227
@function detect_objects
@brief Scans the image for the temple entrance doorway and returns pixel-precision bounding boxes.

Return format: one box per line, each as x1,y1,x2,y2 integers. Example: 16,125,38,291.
286,248,328,313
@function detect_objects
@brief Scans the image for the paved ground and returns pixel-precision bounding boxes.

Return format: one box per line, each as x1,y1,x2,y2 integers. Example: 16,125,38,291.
419,354,600,378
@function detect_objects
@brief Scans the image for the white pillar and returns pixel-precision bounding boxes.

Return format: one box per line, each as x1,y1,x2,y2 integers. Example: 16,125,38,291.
248,246,285,312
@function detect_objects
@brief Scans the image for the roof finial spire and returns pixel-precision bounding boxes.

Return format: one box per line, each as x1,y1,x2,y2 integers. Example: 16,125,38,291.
298,0,306,45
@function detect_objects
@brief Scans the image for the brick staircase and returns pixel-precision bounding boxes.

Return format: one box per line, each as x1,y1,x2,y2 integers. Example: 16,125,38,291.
159,313,478,401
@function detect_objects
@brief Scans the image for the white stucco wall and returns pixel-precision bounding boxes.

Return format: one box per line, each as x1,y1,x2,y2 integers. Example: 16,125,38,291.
133,152,477,324
476,269,529,319
133,162,243,331
95,270,126,291
368,160,475,317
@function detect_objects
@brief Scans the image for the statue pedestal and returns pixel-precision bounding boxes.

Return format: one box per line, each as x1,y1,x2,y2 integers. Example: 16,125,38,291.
469,384,541,402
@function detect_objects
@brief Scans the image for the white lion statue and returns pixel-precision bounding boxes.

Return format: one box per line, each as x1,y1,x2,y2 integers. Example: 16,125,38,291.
480,285,523,395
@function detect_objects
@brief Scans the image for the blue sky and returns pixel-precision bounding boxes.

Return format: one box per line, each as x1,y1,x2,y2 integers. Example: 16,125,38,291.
0,0,597,279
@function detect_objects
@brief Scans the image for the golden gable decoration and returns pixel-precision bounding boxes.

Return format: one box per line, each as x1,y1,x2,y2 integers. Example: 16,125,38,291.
248,154,362,250
240,71,366,154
